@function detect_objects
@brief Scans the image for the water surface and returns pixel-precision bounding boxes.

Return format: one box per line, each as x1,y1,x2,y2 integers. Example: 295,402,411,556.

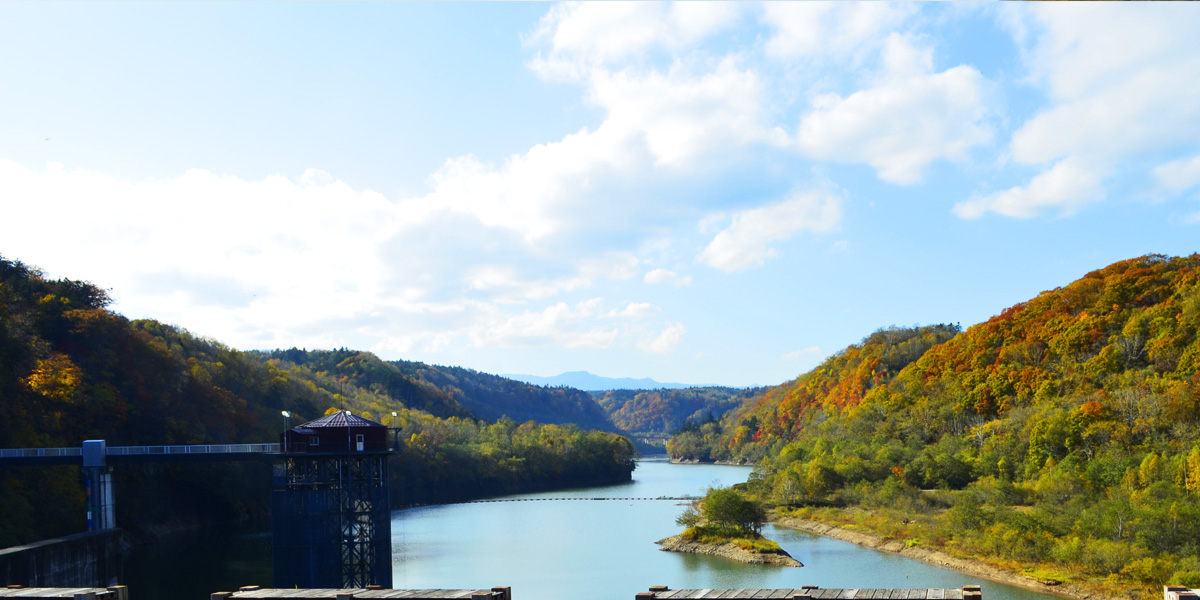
125,459,1056,600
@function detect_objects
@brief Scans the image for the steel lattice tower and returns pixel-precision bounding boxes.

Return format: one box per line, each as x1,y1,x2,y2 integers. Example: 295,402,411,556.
271,411,393,589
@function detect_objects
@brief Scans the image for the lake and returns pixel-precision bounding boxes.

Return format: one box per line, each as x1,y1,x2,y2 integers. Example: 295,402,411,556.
124,459,1055,600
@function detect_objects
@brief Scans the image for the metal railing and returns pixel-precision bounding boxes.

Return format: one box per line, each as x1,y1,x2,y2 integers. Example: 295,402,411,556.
104,443,280,456
0,447,82,459
0,443,281,464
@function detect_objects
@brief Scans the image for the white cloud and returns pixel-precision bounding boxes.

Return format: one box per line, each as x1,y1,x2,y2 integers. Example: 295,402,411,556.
698,189,843,272
1007,5,1200,166
526,1,742,79
408,124,632,242
471,298,618,349
796,35,992,184
466,267,590,303
0,160,403,346
638,321,686,354
1154,154,1200,194
605,302,659,319
644,268,692,287
761,2,915,61
954,158,1104,219
589,59,789,168
413,8,787,245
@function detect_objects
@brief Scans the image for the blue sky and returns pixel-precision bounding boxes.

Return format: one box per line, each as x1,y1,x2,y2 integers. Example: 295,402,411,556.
2,2,1198,387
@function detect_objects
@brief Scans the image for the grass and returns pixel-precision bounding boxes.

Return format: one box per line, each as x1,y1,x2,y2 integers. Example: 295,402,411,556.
680,525,784,554
773,506,1159,600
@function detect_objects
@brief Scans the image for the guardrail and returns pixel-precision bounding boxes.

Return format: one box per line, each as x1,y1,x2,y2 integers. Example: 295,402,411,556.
0,447,82,459
0,443,282,465
104,443,280,456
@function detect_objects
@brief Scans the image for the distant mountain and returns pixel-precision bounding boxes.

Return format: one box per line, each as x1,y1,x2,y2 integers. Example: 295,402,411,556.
503,370,702,391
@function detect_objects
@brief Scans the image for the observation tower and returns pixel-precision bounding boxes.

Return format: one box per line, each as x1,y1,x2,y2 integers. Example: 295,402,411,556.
271,410,393,589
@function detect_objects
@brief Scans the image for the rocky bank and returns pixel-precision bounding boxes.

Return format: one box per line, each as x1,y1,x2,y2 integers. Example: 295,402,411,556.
656,535,803,567
773,516,1130,600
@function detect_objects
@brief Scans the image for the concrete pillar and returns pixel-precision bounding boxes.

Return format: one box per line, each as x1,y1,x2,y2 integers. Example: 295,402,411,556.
83,441,115,531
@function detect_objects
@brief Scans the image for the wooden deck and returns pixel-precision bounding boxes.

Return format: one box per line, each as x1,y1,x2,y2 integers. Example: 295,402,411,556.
642,587,980,600
0,587,127,600
220,586,512,600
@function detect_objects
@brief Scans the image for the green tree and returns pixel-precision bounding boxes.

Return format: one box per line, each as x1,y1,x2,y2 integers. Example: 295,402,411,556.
701,487,766,535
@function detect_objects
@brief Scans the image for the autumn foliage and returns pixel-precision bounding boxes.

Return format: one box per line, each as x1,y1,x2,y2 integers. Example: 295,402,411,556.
669,254,1200,592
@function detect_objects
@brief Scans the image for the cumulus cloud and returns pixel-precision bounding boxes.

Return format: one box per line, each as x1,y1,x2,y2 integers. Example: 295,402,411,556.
698,190,843,272
953,158,1104,219
0,160,402,345
796,35,992,184
644,268,692,287
0,160,680,360
526,1,742,79
413,6,786,245
589,60,789,168
1008,4,1200,167
638,321,686,354
1154,154,1200,194
761,2,915,61
470,298,619,349
605,302,659,319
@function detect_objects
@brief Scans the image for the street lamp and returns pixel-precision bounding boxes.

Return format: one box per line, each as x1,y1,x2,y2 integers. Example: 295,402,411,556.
281,411,291,451
391,412,399,452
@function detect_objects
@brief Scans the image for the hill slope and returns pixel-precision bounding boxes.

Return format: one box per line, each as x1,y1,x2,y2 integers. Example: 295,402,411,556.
595,386,763,436
669,254,1200,594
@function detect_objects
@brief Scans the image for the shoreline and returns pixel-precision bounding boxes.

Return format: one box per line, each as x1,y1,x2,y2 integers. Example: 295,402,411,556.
656,534,803,567
669,458,750,466
772,516,1129,600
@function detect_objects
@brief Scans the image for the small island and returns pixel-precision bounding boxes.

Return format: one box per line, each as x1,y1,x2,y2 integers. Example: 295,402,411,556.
658,487,803,568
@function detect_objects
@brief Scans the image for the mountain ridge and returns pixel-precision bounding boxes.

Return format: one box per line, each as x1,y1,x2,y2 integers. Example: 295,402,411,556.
503,370,713,391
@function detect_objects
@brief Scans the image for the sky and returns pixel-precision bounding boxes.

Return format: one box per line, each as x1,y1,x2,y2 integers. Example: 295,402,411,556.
2,2,1199,388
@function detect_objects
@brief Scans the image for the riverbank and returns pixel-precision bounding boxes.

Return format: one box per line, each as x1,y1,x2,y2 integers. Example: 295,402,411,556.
669,458,749,466
656,534,803,567
771,515,1131,600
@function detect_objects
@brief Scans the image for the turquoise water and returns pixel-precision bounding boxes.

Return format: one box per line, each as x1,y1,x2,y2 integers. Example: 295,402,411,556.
125,459,1056,600
391,458,1050,600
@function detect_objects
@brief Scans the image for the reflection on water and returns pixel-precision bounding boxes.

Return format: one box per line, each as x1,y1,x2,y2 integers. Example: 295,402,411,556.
124,459,1056,600
123,522,272,599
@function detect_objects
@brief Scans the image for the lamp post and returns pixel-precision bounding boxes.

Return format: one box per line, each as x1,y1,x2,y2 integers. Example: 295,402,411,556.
391,411,399,452
281,411,291,452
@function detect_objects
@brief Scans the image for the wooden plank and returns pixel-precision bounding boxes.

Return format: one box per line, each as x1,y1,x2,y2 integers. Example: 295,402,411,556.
928,589,944,600
840,590,858,600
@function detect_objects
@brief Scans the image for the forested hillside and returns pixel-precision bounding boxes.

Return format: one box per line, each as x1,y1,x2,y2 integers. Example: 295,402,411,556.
594,387,761,436
393,361,618,432
668,254,1200,595
0,255,634,547
255,349,620,432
